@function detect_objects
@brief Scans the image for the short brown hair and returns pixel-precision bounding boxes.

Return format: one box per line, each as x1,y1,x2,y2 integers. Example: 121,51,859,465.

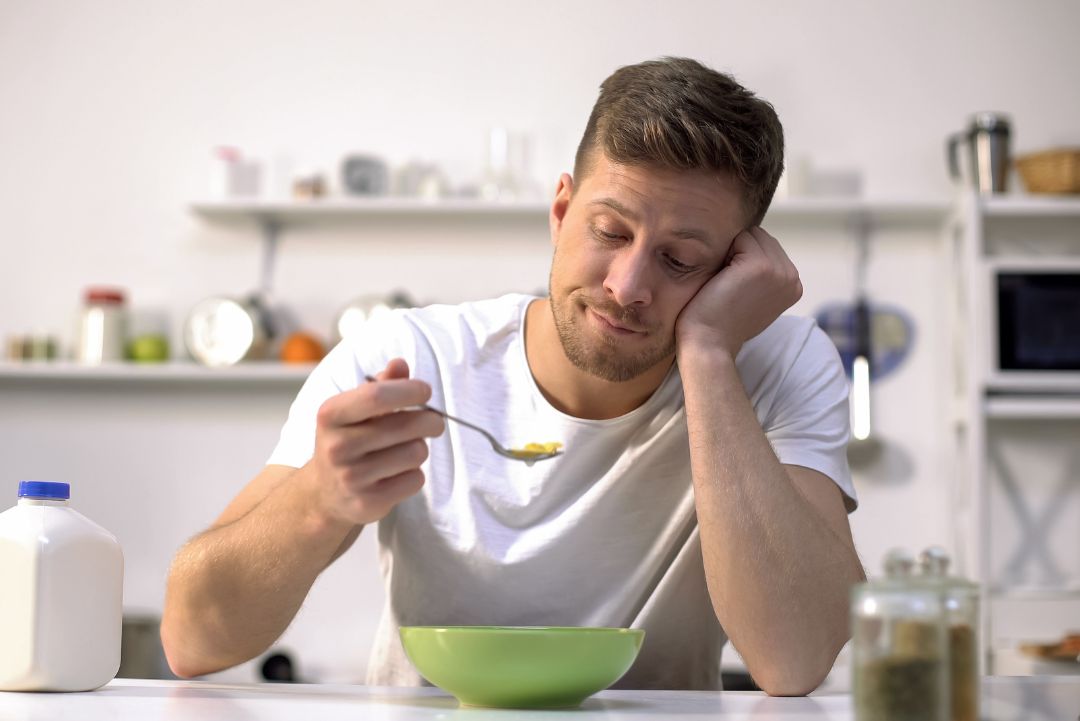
573,57,784,227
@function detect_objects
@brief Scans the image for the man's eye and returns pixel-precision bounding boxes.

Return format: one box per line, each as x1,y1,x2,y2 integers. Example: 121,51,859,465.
664,254,694,274
592,227,622,242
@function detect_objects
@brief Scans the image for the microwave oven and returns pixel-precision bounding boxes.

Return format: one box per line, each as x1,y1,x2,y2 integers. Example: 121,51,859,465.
988,258,1080,390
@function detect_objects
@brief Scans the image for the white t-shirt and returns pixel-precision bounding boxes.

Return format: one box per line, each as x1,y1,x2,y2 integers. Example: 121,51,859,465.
268,293,856,690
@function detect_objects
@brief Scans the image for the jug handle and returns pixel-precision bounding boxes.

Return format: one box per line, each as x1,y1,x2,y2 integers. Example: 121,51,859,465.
946,132,964,182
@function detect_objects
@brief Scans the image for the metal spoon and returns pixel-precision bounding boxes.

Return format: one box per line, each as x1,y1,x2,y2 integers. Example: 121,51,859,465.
363,375,562,464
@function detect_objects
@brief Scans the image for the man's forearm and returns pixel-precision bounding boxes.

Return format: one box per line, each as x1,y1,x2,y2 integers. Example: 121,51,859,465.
161,467,359,677
678,346,864,696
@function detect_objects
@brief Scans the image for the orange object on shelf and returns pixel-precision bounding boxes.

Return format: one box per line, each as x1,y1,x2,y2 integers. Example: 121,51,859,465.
1019,632,1080,662
1015,148,1080,194
280,332,326,364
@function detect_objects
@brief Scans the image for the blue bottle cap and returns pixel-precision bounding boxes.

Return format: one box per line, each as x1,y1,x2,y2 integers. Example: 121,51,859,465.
18,481,71,500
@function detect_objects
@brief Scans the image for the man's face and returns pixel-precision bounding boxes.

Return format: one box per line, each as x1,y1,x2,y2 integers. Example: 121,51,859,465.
548,154,747,382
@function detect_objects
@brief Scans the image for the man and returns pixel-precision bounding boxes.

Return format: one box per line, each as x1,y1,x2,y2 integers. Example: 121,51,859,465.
162,56,865,696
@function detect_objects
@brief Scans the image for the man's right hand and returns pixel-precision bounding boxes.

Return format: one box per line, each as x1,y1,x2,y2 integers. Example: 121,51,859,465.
163,356,443,678
305,357,446,527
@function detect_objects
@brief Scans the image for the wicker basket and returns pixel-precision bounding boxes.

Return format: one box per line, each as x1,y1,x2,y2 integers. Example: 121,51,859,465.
1015,148,1080,194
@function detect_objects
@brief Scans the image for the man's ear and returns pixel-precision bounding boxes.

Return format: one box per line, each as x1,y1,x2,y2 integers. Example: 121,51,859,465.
549,173,574,247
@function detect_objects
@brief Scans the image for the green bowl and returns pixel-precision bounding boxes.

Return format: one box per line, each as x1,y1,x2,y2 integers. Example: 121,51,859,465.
399,625,645,709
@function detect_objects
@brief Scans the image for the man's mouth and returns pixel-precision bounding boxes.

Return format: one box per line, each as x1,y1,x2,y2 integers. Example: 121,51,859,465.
587,306,645,334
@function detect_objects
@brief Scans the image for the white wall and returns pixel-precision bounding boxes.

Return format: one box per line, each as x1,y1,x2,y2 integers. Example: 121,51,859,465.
1,0,1078,683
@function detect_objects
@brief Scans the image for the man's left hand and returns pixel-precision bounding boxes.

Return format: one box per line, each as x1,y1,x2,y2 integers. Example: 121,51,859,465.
675,226,803,358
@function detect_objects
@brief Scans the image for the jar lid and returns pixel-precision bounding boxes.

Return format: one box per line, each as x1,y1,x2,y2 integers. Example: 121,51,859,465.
85,287,126,305
919,545,979,591
18,481,70,499
883,547,916,578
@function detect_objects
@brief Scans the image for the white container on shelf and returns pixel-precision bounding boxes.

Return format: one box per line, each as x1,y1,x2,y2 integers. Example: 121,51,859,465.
75,287,128,364
0,481,124,691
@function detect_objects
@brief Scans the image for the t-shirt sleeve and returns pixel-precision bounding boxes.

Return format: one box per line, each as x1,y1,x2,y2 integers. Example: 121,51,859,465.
266,313,407,469
764,323,857,512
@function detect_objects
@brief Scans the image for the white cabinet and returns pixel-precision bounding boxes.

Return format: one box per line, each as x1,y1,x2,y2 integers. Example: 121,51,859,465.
948,192,1080,674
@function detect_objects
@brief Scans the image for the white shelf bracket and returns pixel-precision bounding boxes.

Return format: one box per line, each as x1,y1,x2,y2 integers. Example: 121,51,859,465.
258,217,282,297
850,210,874,297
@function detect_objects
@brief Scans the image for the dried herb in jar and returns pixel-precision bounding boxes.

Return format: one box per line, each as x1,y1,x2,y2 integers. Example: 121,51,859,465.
854,619,946,721
950,623,977,721
855,655,943,721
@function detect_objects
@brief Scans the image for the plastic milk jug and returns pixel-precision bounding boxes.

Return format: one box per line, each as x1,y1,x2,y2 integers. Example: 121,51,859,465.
0,481,124,691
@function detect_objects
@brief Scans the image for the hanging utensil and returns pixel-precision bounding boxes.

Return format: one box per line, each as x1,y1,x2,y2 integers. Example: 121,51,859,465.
851,294,873,442
847,214,884,466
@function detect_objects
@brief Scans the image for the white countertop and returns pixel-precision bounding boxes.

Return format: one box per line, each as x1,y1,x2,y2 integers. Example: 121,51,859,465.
0,676,1077,720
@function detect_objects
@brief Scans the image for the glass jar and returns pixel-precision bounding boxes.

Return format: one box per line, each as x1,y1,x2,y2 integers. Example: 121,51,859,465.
76,287,127,364
852,549,948,721
919,546,980,721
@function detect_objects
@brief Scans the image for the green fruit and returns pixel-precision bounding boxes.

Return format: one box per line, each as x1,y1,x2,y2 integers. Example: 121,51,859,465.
129,334,170,363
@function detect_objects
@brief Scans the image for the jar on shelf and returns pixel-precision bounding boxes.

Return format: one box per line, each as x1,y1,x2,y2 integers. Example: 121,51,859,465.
852,549,949,721
919,546,980,721
76,287,128,364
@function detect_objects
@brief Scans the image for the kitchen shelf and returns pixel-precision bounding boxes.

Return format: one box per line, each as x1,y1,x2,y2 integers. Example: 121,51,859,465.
0,361,314,383
190,196,950,227
984,395,1080,419
767,197,950,225
980,194,1080,218
985,374,1080,395
191,197,552,222
990,585,1080,601
991,647,1080,676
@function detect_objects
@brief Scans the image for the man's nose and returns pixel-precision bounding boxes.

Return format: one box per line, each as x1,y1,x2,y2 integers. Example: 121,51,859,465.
603,244,653,308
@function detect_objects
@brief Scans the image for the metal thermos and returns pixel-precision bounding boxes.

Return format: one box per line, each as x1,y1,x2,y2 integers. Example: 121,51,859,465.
947,113,1011,194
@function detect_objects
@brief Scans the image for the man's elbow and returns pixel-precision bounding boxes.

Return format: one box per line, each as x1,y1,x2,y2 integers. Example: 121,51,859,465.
751,662,830,697
161,634,201,679
160,617,228,680
165,655,204,681
162,641,234,680
747,640,842,696
161,638,202,679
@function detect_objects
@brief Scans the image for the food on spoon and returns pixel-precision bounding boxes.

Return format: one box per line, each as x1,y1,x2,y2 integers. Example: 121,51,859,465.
507,442,563,460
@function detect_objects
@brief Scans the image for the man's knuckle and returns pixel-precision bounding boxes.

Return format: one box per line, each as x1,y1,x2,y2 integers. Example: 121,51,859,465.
369,383,390,406
325,438,347,464
343,462,370,487
316,400,336,427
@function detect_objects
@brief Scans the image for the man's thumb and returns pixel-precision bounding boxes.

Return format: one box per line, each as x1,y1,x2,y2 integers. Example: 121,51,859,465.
376,357,410,381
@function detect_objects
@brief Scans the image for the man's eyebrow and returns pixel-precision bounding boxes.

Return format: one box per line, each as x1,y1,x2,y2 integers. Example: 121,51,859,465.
588,197,639,220
670,228,712,246
587,197,716,248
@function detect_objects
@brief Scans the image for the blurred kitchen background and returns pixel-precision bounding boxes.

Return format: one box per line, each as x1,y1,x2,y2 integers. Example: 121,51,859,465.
1,0,1078,688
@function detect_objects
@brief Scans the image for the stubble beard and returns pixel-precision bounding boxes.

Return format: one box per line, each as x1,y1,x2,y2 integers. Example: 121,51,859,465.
549,288,675,383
